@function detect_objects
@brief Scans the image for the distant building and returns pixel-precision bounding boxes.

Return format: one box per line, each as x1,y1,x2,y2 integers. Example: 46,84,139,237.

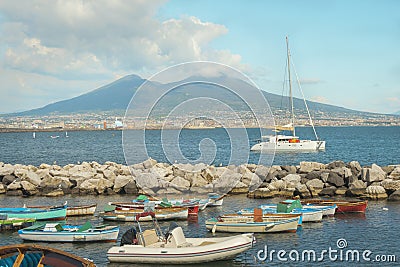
114,118,124,129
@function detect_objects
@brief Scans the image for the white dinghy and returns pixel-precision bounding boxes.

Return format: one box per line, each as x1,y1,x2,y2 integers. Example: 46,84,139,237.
107,211,254,264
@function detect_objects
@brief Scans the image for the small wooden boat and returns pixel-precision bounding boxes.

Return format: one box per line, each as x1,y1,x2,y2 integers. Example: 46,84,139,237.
67,204,97,216
110,201,199,216
18,221,119,243
101,207,188,222
303,199,368,213
0,205,67,221
0,215,35,231
205,216,300,233
302,203,337,216
28,203,97,217
0,244,96,267
222,212,303,225
107,212,254,264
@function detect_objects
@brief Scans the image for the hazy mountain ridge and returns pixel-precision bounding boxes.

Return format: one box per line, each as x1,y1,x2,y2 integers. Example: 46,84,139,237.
6,74,381,117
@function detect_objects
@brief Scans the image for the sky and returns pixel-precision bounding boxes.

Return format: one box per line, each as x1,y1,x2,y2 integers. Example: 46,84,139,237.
0,0,399,114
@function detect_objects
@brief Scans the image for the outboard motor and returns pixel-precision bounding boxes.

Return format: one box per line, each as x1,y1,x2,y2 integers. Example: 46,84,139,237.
164,222,179,240
120,227,138,246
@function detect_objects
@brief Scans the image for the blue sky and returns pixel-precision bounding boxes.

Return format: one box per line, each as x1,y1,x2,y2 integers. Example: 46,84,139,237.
0,0,399,114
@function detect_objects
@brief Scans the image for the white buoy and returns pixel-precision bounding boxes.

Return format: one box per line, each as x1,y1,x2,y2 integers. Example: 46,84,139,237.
33,132,36,139
383,207,388,211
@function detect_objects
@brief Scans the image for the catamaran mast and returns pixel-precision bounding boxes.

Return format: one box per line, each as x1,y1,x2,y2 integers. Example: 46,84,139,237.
286,36,295,137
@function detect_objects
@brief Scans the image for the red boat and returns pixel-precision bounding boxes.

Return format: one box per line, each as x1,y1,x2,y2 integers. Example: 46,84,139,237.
303,200,368,213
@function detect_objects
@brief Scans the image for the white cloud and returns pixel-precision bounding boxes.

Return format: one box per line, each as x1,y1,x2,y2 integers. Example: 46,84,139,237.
0,0,246,112
0,1,244,79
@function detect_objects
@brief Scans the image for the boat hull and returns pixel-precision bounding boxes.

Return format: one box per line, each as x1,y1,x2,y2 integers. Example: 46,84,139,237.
304,200,368,213
107,234,254,264
18,226,119,242
205,217,299,233
251,140,325,151
0,218,35,231
101,208,188,222
0,207,67,221
67,204,97,216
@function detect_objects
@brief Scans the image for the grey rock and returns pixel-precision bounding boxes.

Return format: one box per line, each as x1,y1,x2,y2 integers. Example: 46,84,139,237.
7,181,22,191
248,188,279,198
382,179,400,192
327,172,345,187
388,189,400,201
294,184,312,198
142,158,157,169
0,184,5,194
320,172,330,183
113,175,134,193
0,164,15,176
318,186,337,196
348,179,366,191
366,185,388,199
21,181,39,196
124,181,138,194
190,174,208,187
171,176,191,190
44,188,64,197
305,171,321,180
2,174,16,185
254,166,271,182
281,165,297,174
299,161,325,173
231,181,249,194
335,187,347,195
326,160,346,169
382,166,395,175
389,167,400,180
361,164,387,183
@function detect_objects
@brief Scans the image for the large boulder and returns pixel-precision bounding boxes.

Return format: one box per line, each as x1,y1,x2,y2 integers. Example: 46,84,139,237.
21,181,39,196
171,176,190,190
294,184,312,198
123,180,139,194
388,189,400,201
190,174,208,188
2,174,16,185
282,174,301,184
135,173,167,192
0,164,15,176
326,160,346,169
306,179,324,197
361,164,386,183
201,167,216,183
7,181,22,191
327,172,345,187
366,185,388,199
299,162,325,173
78,178,114,195
22,171,41,186
281,165,297,174
142,158,157,169
254,166,271,182
381,179,400,193
318,186,337,196
231,181,249,194
44,188,64,197
113,175,134,193
248,187,278,198
346,180,366,196
0,184,5,194
389,167,400,180
213,169,242,194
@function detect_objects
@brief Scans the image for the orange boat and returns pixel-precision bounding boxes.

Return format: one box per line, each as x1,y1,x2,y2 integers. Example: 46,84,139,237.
303,199,367,213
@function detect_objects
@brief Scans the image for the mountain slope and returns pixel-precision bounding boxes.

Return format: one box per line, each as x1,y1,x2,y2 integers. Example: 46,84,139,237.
9,74,368,116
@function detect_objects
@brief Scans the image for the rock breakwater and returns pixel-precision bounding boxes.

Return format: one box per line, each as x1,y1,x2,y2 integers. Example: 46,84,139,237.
0,159,399,201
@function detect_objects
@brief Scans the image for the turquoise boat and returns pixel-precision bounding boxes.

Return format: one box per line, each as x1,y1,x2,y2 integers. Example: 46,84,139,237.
0,206,67,221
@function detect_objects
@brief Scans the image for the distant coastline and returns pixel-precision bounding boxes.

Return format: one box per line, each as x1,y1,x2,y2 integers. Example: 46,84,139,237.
1,124,400,133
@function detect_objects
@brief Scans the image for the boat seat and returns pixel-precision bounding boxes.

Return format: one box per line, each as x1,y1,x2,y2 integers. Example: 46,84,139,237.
138,229,159,246
165,227,192,248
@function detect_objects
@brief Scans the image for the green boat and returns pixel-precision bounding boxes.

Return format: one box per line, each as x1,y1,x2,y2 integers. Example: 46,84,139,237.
0,216,35,231
0,206,67,221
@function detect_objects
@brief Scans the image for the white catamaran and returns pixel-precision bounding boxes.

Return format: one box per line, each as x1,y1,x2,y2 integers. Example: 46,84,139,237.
251,37,325,152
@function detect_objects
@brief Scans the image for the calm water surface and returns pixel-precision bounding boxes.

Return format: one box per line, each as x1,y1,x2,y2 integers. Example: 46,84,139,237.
0,126,399,266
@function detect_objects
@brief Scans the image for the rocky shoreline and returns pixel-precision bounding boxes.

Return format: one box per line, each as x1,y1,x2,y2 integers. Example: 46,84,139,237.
0,159,399,201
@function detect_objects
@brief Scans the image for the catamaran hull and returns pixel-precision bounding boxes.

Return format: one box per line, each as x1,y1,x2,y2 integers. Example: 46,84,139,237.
107,234,254,264
18,228,119,242
251,140,325,151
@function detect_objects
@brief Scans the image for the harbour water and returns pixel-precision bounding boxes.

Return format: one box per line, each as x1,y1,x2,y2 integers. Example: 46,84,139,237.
0,126,399,266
